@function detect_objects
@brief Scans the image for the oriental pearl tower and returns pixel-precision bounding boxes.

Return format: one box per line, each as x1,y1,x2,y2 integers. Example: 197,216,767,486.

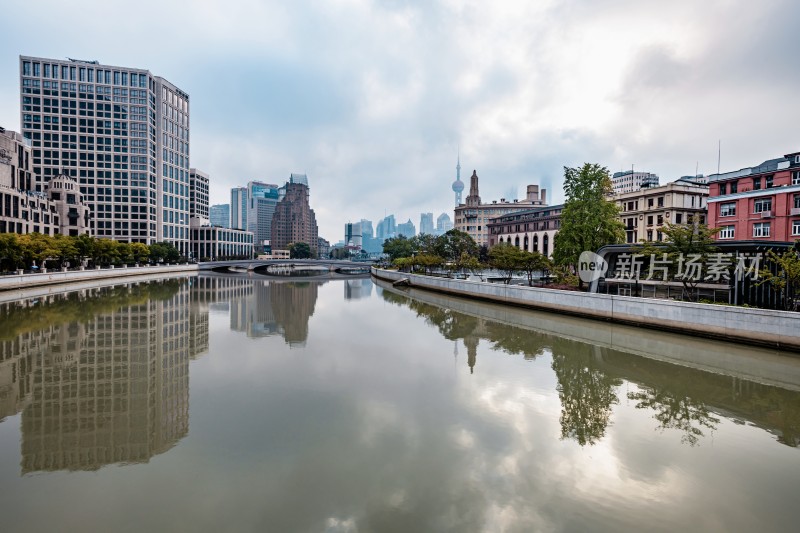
452,152,465,207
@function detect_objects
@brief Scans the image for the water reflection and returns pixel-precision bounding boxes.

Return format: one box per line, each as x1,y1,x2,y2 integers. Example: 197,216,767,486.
0,280,200,472
379,283,800,448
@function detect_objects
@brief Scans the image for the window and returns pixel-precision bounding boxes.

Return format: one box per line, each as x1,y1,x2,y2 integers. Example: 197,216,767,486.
793,171,800,185
657,215,664,225
765,175,774,188
23,61,31,76
753,198,772,213
753,177,761,190
730,181,738,193
794,221,800,236
648,198,653,208
657,196,664,207
753,222,770,237
720,202,736,217
675,213,682,224
647,215,653,226
719,183,727,195
795,194,800,209
719,225,735,239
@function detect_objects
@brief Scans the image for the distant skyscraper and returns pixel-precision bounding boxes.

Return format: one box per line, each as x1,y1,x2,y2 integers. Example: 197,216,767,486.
420,212,434,235
189,169,209,221
396,218,416,238
20,55,191,252
452,153,464,207
345,221,362,248
246,181,280,248
436,213,453,234
271,177,318,254
376,214,396,241
231,187,247,230
611,170,660,194
209,204,230,228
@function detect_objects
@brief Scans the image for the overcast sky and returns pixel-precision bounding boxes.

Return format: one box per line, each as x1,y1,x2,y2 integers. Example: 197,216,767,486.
1,0,798,242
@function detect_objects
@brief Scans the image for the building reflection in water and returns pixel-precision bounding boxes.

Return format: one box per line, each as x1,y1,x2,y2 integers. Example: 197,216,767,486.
379,283,800,449
344,278,373,300
0,279,206,473
192,275,320,347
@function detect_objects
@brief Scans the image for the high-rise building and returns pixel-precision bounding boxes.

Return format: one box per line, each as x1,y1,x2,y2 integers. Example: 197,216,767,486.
231,187,247,229
611,170,660,194
209,204,230,228
189,168,209,221
396,218,416,238
436,212,453,235
270,177,318,255
345,221,362,248
246,180,280,249
419,212,434,235
20,56,191,253
376,214,396,241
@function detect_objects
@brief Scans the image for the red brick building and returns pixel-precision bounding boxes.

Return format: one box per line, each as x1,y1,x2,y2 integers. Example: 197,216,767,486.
707,151,800,242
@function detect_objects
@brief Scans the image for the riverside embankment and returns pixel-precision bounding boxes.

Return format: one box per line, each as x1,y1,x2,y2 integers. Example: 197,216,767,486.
371,267,800,351
0,264,198,303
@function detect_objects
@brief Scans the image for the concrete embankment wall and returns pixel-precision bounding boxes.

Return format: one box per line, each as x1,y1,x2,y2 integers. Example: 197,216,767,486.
372,267,800,351
0,264,198,295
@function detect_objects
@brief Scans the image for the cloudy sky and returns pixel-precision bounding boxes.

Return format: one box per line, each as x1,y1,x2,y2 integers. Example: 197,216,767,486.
1,0,798,241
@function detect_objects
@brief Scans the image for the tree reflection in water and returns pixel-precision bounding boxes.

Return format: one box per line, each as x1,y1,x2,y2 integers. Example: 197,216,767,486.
379,285,800,448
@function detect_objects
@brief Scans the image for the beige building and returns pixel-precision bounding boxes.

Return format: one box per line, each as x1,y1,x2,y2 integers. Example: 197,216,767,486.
1,126,90,236
613,178,709,243
454,170,548,246
487,204,564,258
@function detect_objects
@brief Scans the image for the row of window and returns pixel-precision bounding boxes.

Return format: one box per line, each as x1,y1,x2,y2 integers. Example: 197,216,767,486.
718,194,800,216
718,172,800,195
718,221,800,239
22,62,149,88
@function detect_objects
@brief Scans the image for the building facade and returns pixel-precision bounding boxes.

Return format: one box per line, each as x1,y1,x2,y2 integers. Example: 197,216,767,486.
436,212,453,235
707,152,800,242
209,204,230,228
611,170,660,194
396,219,416,238
230,187,247,230
614,179,709,243
20,56,191,253
246,180,280,249
189,168,209,221
419,212,434,235
454,170,548,246
318,237,331,259
487,205,563,258
1,126,90,235
190,223,254,260
270,180,318,255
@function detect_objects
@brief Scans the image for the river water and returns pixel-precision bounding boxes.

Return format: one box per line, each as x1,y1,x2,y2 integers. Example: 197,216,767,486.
0,273,798,532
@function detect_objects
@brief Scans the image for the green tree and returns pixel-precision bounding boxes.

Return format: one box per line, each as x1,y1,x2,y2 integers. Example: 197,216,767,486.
757,246,800,311
289,242,313,259
553,163,624,288
489,242,525,284
0,233,23,271
437,229,478,262
149,242,180,263
51,234,78,267
18,233,55,269
519,250,552,287
129,242,150,264
94,238,121,266
383,235,415,262
641,222,720,301
73,234,96,266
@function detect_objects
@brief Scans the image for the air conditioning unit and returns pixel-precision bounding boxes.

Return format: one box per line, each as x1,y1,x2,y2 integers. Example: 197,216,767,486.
791,207,800,216
761,210,773,218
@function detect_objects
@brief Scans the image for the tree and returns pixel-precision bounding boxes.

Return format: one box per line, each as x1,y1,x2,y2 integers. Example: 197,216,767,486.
489,242,525,284
129,242,150,264
553,163,625,288
641,222,720,302
289,242,312,259
149,242,180,263
51,234,78,267
94,238,121,266
757,246,800,311
383,235,415,262
73,234,96,266
0,233,23,271
18,233,55,269
519,250,552,287
437,229,478,262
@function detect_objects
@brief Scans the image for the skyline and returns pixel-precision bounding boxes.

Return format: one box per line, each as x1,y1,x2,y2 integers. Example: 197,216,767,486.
2,0,799,241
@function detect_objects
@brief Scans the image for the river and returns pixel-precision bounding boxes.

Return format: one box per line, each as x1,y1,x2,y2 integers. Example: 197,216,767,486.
0,273,798,532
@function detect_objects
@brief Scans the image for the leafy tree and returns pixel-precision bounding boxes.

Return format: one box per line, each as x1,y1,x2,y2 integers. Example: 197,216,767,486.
519,250,552,287
489,242,525,284
383,235,415,262
73,234,96,266
51,234,78,267
411,233,439,257
0,233,23,271
553,163,625,288
18,233,55,269
149,242,180,263
437,229,478,262
116,242,132,264
130,242,150,264
330,247,351,260
757,246,800,311
289,242,313,259
94,238,121,266
641,222,720,301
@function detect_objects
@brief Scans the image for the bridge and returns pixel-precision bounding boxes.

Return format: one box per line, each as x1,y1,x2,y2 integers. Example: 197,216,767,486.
198,259,375,277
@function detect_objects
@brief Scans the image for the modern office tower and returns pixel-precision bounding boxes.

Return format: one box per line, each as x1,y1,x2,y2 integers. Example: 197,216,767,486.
376,214,396,241
209,204,230,228
231,186,247,229
436,212,453,235
345,221,362,248
189,168,209,221
246,180,280,249
611,170,660,194
396,218,416,238
20,56,191,253
360,219,374,240
419,212,434,235
1,125,91,236
270,177,318,255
